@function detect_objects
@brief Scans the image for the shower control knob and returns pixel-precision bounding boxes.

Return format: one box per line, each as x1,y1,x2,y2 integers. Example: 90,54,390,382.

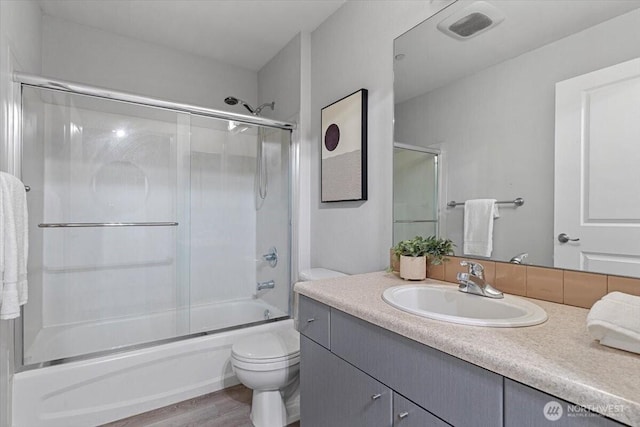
558,233,580,243
262,246,278,268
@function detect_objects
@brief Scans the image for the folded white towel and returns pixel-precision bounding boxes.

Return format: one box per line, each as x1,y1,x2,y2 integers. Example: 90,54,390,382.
0,172,29,320
587,292,640,354
463,199,499,257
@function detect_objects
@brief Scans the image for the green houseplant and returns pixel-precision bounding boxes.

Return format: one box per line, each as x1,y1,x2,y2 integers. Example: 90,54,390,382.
392,236,454,280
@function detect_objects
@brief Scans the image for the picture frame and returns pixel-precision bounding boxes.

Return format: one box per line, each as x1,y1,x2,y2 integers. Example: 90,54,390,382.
321,88,368,202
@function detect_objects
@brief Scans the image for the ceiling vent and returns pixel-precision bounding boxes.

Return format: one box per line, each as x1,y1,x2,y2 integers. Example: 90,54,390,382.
437,1,505,40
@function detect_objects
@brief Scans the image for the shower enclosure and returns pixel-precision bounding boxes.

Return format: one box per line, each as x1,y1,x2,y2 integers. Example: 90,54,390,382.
18,83,293,367
392,143,439,245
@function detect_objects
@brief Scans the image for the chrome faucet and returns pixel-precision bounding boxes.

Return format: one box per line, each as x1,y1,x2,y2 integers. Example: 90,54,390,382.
509,252,529,264
456,261,503,299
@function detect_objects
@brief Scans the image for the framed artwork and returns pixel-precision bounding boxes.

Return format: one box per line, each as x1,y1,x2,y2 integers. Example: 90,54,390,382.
321,88,368,202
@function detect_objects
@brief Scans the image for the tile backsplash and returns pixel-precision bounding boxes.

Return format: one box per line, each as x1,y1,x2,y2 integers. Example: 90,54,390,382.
433,256,640,309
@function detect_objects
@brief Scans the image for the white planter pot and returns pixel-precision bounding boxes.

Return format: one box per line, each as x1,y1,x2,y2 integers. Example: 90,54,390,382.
399,255,427,280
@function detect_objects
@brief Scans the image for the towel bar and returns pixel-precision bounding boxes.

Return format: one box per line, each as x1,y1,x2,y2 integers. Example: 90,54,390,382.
447,198,524,208
38,222,178,228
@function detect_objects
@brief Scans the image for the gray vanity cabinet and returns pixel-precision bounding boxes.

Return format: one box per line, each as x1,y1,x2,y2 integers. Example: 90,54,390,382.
300,335,392,427
329,308,502,427
297,295,627,427
393,393,450,427
504,379,624,427
298,296,331,349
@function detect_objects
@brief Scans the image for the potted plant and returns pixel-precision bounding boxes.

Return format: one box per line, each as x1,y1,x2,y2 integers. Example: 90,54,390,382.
392,236,454,280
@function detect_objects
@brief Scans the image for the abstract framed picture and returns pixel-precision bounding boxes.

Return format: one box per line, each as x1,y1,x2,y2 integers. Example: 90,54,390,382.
321,88,368,202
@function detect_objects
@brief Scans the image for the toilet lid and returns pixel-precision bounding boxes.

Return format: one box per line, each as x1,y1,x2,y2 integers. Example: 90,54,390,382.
232,329,300,362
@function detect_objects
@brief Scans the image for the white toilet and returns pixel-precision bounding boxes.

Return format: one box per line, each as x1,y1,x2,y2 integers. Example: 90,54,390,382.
230,268,346,427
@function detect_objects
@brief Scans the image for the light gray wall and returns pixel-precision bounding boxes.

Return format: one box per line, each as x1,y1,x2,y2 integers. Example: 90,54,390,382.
257,32,314,281
42,15,257,110
395,8,640,266
0,2,42,425
309,1,453,274
258,33,301,122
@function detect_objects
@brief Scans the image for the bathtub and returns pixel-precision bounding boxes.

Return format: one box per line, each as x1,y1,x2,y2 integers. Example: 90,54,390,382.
12,307,293,427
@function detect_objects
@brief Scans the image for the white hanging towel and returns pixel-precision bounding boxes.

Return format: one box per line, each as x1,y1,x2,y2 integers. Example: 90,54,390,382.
0,172,29,319
463,199,499,257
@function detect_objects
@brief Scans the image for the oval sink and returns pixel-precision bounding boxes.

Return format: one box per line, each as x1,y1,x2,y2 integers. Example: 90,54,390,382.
382,285,547,327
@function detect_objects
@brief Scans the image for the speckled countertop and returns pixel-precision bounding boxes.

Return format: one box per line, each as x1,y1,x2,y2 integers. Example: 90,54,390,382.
294,271,640,426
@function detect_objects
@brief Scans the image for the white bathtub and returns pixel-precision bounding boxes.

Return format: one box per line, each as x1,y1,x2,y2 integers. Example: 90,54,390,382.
12,316,294,427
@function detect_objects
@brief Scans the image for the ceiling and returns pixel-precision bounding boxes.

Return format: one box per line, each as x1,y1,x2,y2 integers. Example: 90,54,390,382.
38,0,346,72
394,0,640,103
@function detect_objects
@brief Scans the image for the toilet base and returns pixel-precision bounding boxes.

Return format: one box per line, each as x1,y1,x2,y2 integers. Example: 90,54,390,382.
249,381,300,427
250,390,286,427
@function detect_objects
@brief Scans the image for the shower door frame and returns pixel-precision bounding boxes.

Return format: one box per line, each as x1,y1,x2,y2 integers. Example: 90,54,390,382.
11,73,299,371
392,142,442,244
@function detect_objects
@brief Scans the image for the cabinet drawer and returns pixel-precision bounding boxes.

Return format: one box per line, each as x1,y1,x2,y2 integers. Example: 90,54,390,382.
393,393,450,427
331,309,503,427
301,335,392,426
298,295,331,349
505,379,625,427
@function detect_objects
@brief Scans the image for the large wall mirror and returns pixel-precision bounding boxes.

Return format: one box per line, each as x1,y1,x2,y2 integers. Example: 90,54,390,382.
394,0,640,277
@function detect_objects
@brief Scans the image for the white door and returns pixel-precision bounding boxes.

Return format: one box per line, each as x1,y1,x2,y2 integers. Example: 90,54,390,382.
554,57,640,276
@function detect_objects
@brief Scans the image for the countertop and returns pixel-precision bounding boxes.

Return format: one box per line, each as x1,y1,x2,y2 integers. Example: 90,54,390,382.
293,271,640,426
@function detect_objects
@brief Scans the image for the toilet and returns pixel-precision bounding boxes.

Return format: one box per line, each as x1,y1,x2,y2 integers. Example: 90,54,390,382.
230,268,346,427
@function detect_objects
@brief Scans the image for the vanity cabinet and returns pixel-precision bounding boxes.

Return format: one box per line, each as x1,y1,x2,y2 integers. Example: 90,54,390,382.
297,295,331,349
300,335,392,426
504,378,623,427
393,393,450,427
298,295,627,427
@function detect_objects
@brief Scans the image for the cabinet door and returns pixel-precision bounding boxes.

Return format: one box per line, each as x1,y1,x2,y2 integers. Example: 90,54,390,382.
393,393,450,427
298,295,331,349
505,379,625,427
331,309,503,427
300,335,392,427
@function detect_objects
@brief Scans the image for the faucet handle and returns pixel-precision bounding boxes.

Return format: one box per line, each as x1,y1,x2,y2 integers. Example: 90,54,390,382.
460,260,484,278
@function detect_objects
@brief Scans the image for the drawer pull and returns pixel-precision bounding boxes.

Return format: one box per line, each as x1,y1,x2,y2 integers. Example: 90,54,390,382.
371,393,382,400
307,318,315,323
398,411,409,419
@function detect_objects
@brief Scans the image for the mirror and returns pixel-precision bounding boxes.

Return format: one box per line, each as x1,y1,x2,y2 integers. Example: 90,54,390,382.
393,144,439,245
394,0,640,277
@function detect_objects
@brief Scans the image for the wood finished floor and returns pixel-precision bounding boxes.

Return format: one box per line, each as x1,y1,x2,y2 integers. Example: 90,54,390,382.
100,384,300,427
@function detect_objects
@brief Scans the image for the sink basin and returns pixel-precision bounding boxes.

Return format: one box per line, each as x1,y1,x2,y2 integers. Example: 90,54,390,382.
382,285,547,327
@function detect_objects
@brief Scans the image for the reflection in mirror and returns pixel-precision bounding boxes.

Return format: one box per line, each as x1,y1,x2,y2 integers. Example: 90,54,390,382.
393,144,439,245
393,0,640,277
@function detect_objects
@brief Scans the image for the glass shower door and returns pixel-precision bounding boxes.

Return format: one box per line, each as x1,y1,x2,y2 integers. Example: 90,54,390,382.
188,116,290,334
21,87,191,364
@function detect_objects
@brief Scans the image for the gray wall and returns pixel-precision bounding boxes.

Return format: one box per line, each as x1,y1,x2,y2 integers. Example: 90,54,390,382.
395,8,640,266
42,15,257,110
309,1,454,274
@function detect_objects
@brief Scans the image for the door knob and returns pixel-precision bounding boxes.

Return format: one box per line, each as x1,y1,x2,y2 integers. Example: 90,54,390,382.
558,233,580,243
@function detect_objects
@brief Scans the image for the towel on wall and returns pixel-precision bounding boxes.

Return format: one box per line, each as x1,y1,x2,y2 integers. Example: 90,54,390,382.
463,199,499,257
0,171,29,319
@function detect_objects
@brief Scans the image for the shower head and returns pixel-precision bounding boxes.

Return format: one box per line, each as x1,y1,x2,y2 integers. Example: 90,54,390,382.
224,96,255,114
224,96,275,116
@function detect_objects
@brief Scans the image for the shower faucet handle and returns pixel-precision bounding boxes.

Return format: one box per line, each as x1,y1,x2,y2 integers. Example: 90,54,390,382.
262,246,278,268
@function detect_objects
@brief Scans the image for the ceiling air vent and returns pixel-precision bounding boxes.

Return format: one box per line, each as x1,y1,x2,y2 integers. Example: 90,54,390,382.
437,1,505,40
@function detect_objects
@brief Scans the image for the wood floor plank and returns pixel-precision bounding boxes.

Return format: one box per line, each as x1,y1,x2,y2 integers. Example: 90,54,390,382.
100,384,299,427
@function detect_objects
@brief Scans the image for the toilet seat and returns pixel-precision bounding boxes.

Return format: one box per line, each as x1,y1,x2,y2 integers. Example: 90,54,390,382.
231,330,300,366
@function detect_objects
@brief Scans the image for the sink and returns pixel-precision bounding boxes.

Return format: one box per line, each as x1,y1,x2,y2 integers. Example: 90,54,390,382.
382,285,547,327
